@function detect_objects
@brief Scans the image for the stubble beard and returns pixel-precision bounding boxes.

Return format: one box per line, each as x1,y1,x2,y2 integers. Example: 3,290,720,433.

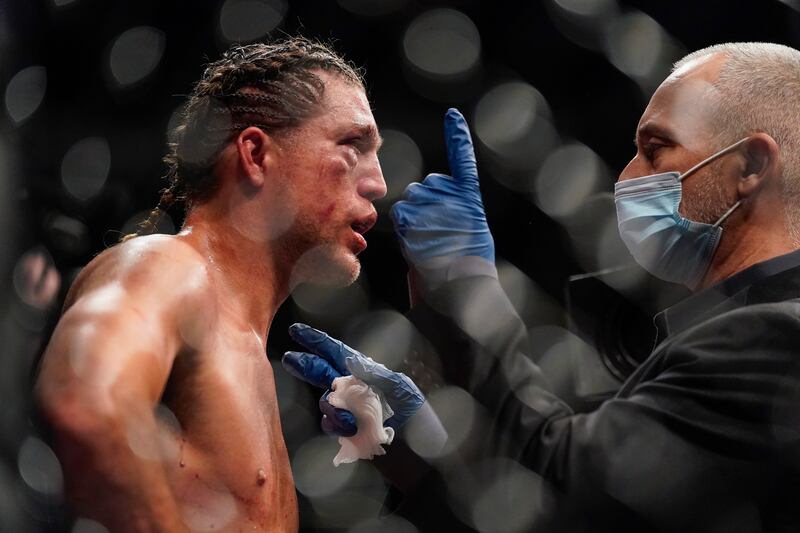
295,245,361,288
682,159,731,225
283,220,362,289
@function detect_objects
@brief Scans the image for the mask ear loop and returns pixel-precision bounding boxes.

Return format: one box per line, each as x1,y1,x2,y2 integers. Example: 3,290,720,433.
678,137,750,182
678,137,749,228
712,200,742,228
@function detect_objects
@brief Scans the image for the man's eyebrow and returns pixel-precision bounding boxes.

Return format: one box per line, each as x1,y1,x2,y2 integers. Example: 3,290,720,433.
351,122,384,149
634,122,676,148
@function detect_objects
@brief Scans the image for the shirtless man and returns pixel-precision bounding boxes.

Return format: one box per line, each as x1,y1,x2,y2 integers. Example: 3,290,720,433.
34,38,386,532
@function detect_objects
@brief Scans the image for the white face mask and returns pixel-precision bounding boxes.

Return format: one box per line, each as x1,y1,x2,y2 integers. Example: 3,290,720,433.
613,138,748,290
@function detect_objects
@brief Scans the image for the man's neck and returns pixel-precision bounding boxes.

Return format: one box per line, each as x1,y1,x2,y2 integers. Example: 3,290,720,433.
179,207,291,336
701,224,795,289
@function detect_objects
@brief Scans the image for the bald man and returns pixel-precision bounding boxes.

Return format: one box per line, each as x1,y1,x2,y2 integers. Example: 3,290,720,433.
287,43,800,532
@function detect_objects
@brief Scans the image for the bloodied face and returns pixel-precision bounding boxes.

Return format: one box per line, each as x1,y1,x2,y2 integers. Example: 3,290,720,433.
273,71,386,287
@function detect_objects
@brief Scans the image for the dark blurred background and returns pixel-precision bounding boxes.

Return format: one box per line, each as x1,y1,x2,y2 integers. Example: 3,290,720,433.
2,0,799,531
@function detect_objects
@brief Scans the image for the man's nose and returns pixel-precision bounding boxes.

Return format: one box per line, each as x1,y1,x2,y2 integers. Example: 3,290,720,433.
358,157,387,201
618,156,645,183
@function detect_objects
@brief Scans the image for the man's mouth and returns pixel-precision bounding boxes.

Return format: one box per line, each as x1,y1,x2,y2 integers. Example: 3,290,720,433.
349,214,377,253
350,214,377,236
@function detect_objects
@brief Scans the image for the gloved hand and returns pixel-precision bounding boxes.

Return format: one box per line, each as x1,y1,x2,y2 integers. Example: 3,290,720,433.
282,323,425,437
390,108,495,277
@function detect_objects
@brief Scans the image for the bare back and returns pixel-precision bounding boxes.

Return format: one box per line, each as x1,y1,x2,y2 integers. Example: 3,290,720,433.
39,234,298,532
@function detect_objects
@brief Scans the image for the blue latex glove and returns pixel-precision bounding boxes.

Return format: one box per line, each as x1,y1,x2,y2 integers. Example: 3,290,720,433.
282,323,425,437
390,108,495,270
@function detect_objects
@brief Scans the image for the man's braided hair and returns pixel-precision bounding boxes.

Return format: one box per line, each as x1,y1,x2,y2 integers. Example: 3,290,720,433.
125,37,364,240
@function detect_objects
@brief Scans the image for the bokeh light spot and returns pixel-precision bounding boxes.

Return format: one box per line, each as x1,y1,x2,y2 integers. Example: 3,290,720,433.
529,324,585,398
595,209,636,272
562,191,618,271
377,129,423,203
343,310,417,371
126,420,161,461
72,518,110,533
61,137,111,202
534,143,605,219
474,82,558,179
602,11,682,92
292,436,358,498
497,259,564,327
475,82,542,148
777,0,800,11
45,212,89,255
219,0,287,43
108,26,165,88
311,492,386,527
291,275,369,330
546,0,619,51
273,354,301,414
403,9,481,79
5,66,46,125
471,460,546,533
414,386,477,457
17,436,63,497
553,0,617,17
12,247,61,310
179,485,239,531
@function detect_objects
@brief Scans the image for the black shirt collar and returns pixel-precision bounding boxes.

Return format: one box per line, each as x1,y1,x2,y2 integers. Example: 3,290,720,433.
654,248,800,342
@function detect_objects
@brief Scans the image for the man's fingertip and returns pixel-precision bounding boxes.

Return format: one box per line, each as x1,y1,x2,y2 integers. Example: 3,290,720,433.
445,107,466,124
281,351,301,365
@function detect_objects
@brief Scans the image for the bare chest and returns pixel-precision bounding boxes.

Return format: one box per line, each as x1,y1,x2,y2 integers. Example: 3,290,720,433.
160,328,298,531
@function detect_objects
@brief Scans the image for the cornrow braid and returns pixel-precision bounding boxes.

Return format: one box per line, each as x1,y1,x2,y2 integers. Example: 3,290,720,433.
122,36,364,242
119,183,177,243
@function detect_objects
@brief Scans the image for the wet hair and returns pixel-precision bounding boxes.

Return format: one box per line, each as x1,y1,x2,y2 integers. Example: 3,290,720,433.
124,36,364,240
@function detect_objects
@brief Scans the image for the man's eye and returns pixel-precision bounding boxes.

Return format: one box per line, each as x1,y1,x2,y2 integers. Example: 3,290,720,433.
342,137,362,150
644,143,664,158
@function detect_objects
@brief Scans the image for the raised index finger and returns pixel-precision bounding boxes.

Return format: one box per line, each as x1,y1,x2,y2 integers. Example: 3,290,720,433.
444,108,478,184
288,323,351,375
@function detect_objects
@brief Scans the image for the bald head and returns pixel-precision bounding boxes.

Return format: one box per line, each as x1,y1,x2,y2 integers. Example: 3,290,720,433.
670,52,726,82
668,43,800,246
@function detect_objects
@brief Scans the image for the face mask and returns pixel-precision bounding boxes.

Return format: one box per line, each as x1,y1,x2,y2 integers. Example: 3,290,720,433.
614,138,748,290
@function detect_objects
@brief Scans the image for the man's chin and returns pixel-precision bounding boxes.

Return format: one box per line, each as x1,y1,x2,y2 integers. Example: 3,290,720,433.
309,259,360,287
291,245,361,288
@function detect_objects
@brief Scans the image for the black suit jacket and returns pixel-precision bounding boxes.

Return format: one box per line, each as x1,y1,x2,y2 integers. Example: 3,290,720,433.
400,251,800,532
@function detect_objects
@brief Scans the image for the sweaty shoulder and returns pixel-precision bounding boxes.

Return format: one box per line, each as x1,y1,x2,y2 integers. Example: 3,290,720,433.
66,235,210,306
64,235,217,349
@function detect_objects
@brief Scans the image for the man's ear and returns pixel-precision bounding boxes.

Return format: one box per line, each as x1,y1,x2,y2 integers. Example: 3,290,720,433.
739,133,781,199
236,126,274,188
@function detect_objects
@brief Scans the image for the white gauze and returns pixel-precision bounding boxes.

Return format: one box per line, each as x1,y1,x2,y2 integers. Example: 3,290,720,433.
327,375,395,466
